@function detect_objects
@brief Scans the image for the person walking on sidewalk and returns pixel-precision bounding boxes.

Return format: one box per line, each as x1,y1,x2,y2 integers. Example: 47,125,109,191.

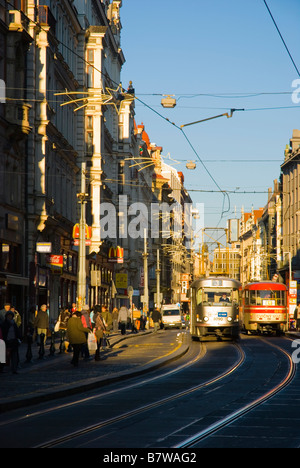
112,307,119,333
118,306,129,335
151,308,162,333
0,303,11,325
101,305,112,332
294,303,300,331
81,305,92,360
93,309,106,361
1,311,22,374
56,308,71,352
67,311,92,367
33,304,49,345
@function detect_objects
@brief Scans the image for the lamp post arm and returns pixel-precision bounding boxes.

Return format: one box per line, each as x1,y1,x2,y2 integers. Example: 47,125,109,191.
180,108,244,129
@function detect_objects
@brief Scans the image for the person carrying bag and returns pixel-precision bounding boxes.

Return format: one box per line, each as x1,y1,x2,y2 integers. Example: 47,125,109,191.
93,310,106,361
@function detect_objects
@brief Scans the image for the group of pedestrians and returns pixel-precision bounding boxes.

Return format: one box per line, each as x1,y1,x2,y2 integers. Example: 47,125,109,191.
59,304,152,366
54,304,111,367
0,301,164,372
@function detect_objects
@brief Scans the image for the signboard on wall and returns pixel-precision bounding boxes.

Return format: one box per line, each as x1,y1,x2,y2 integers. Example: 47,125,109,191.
115,273,127,289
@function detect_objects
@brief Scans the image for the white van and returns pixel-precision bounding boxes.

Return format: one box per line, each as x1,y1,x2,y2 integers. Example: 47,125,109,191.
161,304,182,329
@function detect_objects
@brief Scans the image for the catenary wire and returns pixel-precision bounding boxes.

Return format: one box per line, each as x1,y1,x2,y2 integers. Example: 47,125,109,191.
263,0,300,77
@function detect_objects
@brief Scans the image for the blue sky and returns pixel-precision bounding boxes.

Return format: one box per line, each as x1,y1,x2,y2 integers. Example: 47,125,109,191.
120,0,300,246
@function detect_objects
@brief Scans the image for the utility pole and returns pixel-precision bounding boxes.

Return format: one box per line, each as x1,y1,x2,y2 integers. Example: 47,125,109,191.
156,249,161,310
77,162,88,310
143,228,149,314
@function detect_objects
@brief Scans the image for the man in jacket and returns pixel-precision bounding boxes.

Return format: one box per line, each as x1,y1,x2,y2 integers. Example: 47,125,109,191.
33,304,49,345
67,311,91,366
151,308,162,333
0,303,11,325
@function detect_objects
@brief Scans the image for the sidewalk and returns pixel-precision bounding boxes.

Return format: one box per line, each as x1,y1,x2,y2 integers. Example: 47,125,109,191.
0,329,190,413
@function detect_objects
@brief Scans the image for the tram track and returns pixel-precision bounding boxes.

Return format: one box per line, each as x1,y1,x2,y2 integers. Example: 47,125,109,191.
33,341,245,448
175,336,297,448
2,335,295,448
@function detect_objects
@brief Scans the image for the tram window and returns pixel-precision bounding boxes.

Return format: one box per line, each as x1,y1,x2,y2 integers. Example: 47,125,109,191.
250,291,257,305
232,288,239,303
203,289,232,304
195,288,203,305
244,290,250,306
249,290,286,306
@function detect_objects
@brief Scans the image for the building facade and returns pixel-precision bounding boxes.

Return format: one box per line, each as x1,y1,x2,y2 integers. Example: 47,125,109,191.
280,129,300,284
1,0,195,327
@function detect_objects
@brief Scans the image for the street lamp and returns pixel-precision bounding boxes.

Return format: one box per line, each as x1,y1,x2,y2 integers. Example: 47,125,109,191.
161,95,176,108
77,162,89,310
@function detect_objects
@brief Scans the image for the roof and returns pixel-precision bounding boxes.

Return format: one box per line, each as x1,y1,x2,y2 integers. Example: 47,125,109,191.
243,282,287,291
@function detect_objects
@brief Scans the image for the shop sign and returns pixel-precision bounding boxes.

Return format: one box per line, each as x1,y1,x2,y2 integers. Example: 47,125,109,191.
36,242,52,253
116,273,127,289
108,246,124,263
72,224,92,245
46,255,63,274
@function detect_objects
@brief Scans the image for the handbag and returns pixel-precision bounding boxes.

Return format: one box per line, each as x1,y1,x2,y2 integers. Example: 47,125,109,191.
54,319,61,332
87,332,97,352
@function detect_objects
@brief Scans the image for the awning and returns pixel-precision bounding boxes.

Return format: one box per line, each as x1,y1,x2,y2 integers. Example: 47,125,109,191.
6,274,29,287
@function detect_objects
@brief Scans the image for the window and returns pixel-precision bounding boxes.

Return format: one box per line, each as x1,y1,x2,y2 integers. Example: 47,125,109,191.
87,49,94,87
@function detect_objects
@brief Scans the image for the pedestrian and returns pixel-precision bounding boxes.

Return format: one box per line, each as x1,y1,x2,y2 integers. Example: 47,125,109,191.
140,309,146,330
294,303,300,331
71,302,77,316
112,307,119,333
118,306,129,335
66,311,92,367
81,305,92,359
0,326,5,373
151,308,162,333
93,309,106,361
33,304,49,345
0,303,11,325
101,305,112,332
1,311,22,374
56,308,71,352
10,306,22,328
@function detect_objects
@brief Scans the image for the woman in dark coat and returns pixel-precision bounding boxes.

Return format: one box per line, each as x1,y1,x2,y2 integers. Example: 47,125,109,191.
1,311,22,373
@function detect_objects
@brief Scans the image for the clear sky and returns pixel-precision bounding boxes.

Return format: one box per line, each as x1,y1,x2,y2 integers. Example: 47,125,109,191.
120,0,300,247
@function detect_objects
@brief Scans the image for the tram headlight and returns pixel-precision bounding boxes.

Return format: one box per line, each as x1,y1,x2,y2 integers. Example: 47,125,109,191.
203,316,209,322
227,316,233,322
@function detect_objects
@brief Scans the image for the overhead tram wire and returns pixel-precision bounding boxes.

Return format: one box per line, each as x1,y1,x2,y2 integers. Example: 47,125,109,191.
263,0,300,78
134,94,235,221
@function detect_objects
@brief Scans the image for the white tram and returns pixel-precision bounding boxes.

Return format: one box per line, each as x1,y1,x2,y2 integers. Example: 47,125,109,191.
190,277,241,341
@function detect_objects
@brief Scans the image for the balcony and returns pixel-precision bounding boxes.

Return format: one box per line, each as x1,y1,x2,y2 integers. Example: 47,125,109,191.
38,5,56,34
6,102,32,137
8,10,32,40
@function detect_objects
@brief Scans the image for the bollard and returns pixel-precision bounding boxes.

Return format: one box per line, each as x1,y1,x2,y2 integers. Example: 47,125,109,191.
49,331,55,356
38,333,45,359
25,328,33,363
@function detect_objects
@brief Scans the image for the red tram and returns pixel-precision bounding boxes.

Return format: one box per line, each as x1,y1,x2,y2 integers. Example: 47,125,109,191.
241,282,288,336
